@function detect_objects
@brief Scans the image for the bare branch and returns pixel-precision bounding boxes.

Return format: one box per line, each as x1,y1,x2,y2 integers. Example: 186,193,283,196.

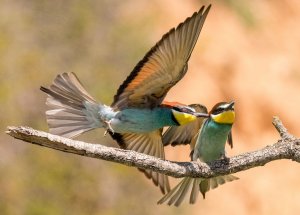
272,116,295,140
6,117,300,178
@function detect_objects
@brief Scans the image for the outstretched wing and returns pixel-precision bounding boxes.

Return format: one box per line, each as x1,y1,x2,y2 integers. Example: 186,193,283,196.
162,104,208,149
110,130,170,194
112,5,211,110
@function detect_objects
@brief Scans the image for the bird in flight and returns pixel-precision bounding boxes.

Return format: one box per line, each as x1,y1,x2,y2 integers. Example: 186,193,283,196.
40,5,211,194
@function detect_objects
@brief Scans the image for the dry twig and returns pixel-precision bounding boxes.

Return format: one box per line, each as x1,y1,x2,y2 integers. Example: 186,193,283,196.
6,117,300,178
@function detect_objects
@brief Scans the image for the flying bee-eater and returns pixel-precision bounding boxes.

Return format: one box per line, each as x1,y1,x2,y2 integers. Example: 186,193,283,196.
40,5,211,194
158,101,238,206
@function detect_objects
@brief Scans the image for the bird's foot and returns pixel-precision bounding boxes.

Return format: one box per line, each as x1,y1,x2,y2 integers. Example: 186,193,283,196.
103,130,108,136
220,153,230,163
104,120,114,135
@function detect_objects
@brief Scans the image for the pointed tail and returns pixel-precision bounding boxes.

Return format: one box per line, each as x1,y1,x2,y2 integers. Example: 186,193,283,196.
157,175,238,206
40,72,106,138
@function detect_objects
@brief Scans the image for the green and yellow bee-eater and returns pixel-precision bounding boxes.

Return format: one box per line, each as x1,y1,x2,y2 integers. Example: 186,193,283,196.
158,101,238,206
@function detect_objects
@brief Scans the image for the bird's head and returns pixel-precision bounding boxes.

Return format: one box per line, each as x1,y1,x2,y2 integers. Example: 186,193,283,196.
210,101,235,124
162,101,209,125
171,105,198,125
162,102,199,125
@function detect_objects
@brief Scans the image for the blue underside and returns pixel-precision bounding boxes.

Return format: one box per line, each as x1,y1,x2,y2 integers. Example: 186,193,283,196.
109,108,177,133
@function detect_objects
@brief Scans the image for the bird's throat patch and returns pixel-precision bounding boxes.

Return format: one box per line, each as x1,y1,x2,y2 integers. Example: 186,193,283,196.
173,111,197,125
212,110,235,124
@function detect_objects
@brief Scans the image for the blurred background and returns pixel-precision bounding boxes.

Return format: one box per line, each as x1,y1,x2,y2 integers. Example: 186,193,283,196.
1,0,300,214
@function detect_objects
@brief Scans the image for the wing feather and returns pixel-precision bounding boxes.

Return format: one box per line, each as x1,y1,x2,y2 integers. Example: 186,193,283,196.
163,104,208,147
112,5,211,109
110,130,170,194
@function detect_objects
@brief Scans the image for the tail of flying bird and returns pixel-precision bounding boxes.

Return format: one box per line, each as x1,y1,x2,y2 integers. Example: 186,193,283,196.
40,72,109,138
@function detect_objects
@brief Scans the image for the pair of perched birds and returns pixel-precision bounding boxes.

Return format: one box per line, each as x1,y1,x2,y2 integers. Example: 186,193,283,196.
41,5,238,206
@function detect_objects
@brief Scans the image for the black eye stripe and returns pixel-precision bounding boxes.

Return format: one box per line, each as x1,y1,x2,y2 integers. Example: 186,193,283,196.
182,108,194,113
173,107,181,111
213,108,224,114
212,106,234,115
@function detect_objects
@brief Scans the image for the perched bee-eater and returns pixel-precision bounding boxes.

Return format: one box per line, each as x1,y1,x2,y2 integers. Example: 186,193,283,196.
158,101,238,206
40,5,211,194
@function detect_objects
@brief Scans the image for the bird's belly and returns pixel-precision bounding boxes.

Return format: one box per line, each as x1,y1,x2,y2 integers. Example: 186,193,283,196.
194,121,232,162
197,135,226,161
109,110,164,133
110,119,157,133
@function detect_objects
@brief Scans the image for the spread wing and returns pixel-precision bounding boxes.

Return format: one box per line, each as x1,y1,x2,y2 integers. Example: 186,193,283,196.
110,130,170,194
112,5,211,110
162,104,208,149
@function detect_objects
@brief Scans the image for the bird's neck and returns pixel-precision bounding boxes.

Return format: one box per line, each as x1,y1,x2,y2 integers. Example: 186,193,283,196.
156,108,179,126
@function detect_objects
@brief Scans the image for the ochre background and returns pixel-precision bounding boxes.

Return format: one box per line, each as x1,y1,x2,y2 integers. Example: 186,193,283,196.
1,1,300,214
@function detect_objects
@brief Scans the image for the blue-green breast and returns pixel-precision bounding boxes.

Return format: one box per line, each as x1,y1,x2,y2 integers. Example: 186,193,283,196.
110,108,177,133
193,119,232,162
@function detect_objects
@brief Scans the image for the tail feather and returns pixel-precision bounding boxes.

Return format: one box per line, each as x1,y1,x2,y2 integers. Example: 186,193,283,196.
210,177,219,189
157,178,191,206
199,178,210,199
216,176,226,185
41,72,104,138
158,175,239,206
190,178,200,204
173,178,194,206
199,175,239,199
53,71,96,104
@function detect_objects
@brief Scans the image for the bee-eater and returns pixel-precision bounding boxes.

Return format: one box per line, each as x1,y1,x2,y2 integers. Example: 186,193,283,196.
40,5,211,194
158,101,238,206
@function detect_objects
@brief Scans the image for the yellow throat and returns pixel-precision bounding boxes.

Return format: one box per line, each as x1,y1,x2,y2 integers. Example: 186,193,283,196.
211,110,235,124
172,110,197,125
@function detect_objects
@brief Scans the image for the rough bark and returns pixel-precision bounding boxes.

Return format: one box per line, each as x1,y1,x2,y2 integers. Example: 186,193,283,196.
6,117,300,179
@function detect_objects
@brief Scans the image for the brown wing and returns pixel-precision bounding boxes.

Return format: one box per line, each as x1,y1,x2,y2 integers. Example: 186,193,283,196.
112,5,211,110
110,130,170,194
162,104,208,148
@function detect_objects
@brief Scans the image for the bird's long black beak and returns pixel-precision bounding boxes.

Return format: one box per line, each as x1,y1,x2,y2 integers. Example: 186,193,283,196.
193,112,210,118
226,101,235,110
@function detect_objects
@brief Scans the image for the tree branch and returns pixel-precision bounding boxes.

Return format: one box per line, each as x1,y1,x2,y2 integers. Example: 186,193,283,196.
6,117,300,178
